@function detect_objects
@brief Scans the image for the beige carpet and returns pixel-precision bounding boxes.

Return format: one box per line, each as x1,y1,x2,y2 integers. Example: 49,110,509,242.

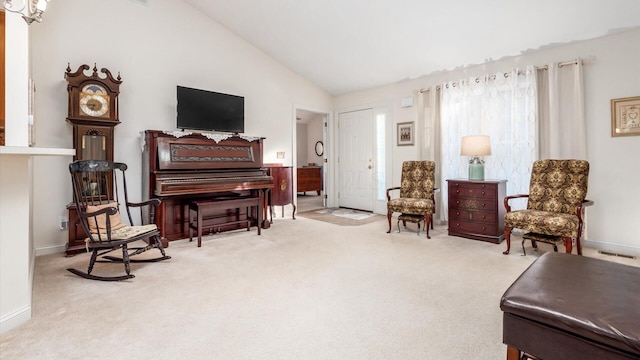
1,217,638,360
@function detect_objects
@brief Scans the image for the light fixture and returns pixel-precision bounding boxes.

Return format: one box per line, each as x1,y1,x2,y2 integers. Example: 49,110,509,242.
460,135,491,181
3,0,51,25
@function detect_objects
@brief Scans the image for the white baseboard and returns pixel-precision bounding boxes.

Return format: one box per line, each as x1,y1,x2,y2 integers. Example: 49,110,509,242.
582,239,640,257
35,244,67,257
0,305,31,335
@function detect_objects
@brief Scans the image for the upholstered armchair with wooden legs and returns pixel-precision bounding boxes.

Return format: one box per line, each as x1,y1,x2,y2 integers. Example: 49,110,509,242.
503,159,592,255
386,161,436,238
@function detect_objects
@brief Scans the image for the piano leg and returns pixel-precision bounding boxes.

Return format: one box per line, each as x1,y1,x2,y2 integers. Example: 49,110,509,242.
261,189,271,229
157,200,170,248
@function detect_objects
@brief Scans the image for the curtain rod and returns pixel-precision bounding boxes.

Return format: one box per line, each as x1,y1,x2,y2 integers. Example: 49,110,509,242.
418,59,580,93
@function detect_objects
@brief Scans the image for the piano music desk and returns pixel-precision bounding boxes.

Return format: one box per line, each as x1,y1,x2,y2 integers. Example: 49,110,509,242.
188,196,261,247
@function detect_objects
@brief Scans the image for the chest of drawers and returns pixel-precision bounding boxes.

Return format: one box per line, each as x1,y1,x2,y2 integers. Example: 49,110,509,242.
297,166,322,195
447,179,507,244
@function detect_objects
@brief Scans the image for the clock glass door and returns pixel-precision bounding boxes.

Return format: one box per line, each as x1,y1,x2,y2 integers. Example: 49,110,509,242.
74,126,114,199
81,133,106,161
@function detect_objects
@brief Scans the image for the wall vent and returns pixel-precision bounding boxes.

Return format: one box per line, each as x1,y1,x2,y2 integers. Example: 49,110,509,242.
598,250,637,259
129,0,148,5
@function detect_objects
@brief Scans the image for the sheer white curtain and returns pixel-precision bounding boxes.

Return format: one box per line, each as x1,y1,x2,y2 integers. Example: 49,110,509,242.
538,59,586,159
439,66,538,221
419,88,443,221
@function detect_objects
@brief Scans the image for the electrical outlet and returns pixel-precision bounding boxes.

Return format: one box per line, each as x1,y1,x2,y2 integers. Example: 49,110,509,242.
60,216,68,230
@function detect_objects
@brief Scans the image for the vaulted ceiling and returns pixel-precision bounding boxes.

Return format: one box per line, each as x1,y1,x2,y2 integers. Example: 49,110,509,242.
184,0,640,96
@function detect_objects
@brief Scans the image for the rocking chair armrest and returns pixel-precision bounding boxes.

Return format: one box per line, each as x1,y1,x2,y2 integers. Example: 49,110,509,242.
81,206,118,218
127,198,161,208
386,186,401,201
504,194,529,212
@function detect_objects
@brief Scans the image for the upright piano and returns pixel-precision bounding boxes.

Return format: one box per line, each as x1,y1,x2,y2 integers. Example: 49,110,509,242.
142,130,274,245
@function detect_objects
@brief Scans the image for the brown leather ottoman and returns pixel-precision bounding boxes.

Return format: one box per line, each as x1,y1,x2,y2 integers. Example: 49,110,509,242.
500,252,640,360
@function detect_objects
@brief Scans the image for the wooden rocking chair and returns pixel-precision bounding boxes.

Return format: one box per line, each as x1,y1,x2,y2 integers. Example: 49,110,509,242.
68,160,170,281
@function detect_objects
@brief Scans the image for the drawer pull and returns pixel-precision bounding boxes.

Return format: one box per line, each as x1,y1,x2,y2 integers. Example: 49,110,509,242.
456,211,460,216
481,191,486,195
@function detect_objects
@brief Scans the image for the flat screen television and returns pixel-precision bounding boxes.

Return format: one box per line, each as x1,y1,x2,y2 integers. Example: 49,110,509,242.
176,85,244,133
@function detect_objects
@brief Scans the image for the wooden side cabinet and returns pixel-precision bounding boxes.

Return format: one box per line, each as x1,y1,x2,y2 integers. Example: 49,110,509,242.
265,165,296,221
447,179,507,244
297,166,322,195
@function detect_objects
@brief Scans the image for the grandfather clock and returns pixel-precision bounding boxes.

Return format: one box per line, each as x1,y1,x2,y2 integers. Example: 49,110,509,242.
65,63,122,255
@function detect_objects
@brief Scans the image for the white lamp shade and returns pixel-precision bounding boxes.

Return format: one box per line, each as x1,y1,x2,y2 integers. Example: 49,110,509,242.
460,135,491,156
35,0,48,12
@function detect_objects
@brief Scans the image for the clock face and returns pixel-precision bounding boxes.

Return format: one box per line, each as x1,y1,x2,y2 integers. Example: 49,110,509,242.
79,84,110,117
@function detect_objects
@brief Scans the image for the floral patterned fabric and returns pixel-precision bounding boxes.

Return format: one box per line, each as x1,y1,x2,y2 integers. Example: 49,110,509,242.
505,159,589,238
387,161,436,216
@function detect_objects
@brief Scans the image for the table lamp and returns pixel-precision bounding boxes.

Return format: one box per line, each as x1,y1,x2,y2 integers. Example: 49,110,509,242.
460,135,491,181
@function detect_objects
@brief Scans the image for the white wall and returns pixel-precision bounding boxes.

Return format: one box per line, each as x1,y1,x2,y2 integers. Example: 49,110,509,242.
28,0,333,253
306,114,324,166
335,29,640,255
296,123,308,167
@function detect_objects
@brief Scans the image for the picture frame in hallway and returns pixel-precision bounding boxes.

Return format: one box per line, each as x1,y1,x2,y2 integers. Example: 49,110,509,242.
397,122,415,146
611,96,640,137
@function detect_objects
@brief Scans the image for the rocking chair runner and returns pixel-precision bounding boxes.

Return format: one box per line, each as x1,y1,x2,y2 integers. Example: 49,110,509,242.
68,160,170,281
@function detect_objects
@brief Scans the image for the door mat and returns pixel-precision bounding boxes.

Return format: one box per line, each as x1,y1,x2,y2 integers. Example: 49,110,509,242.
297,208,381,226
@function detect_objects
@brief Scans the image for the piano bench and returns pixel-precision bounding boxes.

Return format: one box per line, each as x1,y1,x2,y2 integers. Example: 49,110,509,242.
188,196,261,247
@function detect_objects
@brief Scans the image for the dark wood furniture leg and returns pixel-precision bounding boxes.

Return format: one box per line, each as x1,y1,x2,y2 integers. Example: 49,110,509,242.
424,214,431,239
503,226,512,254
562,236,572,254
506,345,520,360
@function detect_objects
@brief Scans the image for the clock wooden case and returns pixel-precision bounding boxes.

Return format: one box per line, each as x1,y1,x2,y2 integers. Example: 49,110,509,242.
65,63,122,255
65,63,121,162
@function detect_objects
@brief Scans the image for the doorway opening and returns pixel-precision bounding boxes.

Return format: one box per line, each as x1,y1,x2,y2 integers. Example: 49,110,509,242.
295,108,328,214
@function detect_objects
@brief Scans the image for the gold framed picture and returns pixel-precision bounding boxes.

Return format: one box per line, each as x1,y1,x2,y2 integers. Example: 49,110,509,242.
611,96,640,137
397,122,414,146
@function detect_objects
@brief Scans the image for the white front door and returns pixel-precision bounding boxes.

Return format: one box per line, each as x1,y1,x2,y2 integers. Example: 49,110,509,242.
338,109,374,211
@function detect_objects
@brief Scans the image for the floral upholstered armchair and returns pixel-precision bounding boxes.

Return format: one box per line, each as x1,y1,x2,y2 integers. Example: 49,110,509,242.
503,159,592,255
386,161,436,238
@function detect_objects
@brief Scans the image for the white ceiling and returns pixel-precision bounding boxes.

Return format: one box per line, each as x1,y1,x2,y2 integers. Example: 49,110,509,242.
183,0,640,96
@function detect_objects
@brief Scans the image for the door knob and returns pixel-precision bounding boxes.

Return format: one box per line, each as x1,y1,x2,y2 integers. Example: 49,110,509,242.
368,165,372,169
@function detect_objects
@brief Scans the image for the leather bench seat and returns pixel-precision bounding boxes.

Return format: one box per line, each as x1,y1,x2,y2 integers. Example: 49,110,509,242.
500,252,640,359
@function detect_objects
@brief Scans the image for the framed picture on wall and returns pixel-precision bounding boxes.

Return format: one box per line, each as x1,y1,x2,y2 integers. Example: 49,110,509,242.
397,122,415,146
611,96,640,137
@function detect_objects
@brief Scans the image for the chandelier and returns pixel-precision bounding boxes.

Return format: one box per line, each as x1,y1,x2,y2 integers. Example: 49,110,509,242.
2,0,51,25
